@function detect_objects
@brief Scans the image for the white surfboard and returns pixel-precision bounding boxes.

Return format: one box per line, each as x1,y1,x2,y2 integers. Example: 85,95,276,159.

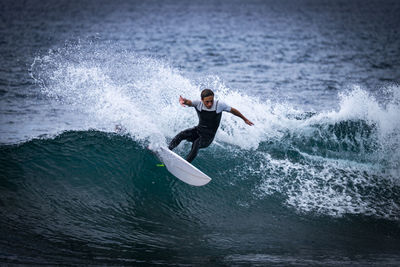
155,146,212,186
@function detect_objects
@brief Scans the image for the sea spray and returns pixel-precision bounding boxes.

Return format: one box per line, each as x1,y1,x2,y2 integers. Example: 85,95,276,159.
30,42,285,149
31,42,198,145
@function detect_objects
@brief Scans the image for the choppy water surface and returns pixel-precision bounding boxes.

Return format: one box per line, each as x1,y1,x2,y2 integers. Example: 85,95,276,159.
1,0,400,265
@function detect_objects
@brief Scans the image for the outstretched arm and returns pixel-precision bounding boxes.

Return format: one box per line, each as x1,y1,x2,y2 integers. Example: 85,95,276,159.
179,95,193,107
230,107,254,126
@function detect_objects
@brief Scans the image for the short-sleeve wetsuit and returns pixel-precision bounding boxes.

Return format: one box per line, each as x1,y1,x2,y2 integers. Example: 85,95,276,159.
168,100,231,162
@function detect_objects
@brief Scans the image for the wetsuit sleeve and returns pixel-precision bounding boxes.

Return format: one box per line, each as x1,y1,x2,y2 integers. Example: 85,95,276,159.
192,100,201,110
217,101,231,113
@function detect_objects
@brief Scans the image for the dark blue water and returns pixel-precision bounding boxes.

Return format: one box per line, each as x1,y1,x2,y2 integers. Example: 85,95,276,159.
1,0,400,265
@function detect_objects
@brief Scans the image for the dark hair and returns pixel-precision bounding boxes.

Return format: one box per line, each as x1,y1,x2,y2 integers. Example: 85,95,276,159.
201,89,214,99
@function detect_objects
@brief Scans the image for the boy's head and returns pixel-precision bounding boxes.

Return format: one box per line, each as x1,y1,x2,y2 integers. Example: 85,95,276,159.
201,89,214,109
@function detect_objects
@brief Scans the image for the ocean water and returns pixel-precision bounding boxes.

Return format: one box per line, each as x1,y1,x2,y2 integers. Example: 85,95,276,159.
1,0,400,265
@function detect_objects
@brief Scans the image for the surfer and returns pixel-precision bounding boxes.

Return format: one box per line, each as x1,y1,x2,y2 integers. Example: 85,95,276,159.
168,89,254,162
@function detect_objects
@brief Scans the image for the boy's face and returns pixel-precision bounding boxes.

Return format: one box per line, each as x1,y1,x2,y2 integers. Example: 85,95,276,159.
202,95,214,109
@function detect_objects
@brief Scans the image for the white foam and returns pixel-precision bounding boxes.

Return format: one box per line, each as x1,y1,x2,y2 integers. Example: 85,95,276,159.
302,85,400,174
252,150,400,219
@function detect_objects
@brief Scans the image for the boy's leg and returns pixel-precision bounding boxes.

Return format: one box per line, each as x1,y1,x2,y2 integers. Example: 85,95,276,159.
186,137,201,163
168,128,198,150
186,136,214,163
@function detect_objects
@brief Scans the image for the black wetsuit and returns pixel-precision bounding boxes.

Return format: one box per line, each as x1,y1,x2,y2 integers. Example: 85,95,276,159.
168,101,223,162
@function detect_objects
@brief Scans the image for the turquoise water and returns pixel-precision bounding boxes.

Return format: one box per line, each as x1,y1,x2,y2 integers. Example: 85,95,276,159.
1,0,400,265
1,130,399,265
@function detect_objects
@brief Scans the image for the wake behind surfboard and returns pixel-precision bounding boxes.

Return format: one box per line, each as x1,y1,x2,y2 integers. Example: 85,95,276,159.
154,146,212,186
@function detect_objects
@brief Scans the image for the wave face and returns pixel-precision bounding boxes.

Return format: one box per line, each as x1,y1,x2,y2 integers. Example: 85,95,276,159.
1,126,400,264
